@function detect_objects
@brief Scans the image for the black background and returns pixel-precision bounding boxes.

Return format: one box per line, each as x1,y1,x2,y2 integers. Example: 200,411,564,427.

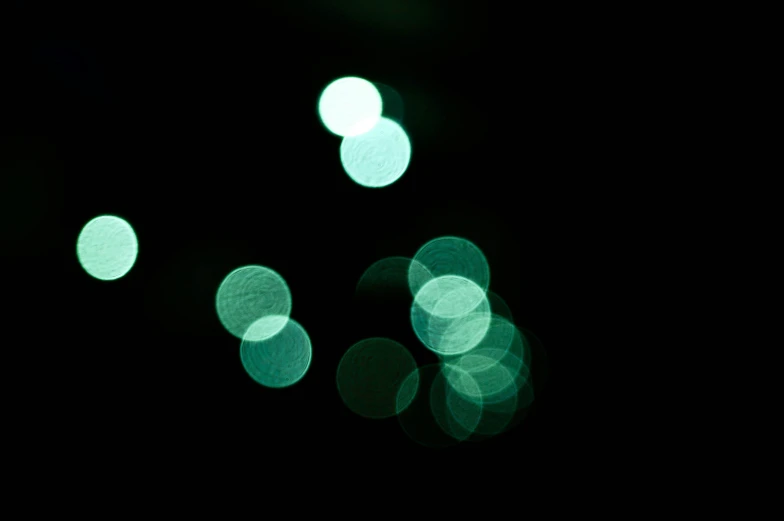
4,1,613,484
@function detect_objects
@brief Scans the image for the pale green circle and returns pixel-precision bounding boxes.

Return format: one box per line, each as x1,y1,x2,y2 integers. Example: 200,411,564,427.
318,76,382,137
409,236,490,296
340,117,411,188
76,215,138,281
240,317,312,388
215,265,292,340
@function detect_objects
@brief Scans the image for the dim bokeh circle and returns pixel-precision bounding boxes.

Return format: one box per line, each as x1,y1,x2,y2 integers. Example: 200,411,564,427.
318,76,383,137
373,82,405,124
443,353,518,405
240,317,312,388
76,215,138,281
355,256,431,298
336,338,418,419
340,117,411,188
215,265,292,340
431,365,483,440
487,291,514,324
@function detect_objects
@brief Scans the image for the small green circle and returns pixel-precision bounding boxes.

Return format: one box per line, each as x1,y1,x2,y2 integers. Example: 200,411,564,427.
340,117,411,188
409,236,490,295
240,317,312,388
215,265,292,340
76,215,138,281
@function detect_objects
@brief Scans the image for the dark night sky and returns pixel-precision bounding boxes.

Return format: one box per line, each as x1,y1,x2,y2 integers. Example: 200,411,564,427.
3,1,625,484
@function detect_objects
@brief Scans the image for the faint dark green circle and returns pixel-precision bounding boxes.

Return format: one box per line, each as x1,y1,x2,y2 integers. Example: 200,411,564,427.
487,291,514,323
337,338,418,419
373,82,405,124
355,256,431,299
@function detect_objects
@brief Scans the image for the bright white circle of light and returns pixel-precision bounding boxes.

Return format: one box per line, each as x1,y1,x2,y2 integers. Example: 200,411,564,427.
76,215,138,281
318,77,383,137
340,117,411,188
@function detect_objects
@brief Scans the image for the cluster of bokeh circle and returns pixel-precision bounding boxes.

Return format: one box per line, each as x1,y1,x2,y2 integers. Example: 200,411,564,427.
338,236,537,447
318,76,412,188
75,76,537,447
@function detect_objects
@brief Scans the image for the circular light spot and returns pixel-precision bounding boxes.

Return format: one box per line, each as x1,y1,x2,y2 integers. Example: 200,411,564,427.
337,338,418,419
76,215,138,281
240,317,312,388
355,256,431,300
215,265,292,340
340,117,411,188
410,278,492,357
318,76,383,137
409,236,490,296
